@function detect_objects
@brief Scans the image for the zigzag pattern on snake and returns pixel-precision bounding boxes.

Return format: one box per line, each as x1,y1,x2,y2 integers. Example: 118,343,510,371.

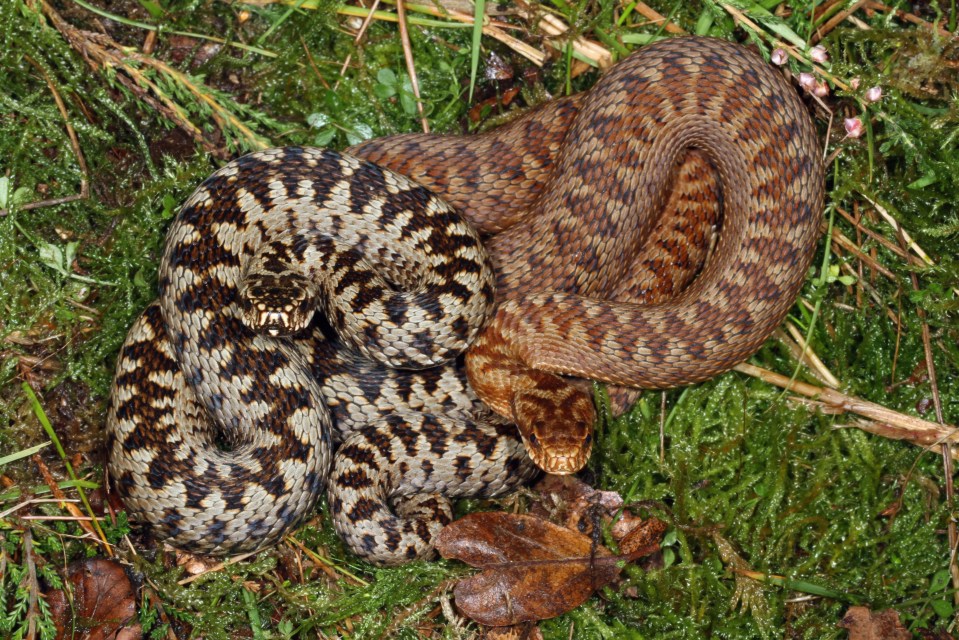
353,36,824,473
108,147,539,564
107,37,823,564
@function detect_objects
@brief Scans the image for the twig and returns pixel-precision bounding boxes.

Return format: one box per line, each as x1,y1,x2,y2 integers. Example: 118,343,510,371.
381,578,459,638
631,2,686,34
659,392,666,465
139,578,181,640
177,550,259,585
827,225,898,280
865,0,957,39
396,0,430,133
835,206,921,266
0,498,80,520
283,535,368,586
859,194,934,265
811,0,870,43
514,0,613,69
37,0,229,159
733,363,959,452
22,383,113,555
423,0,548,66
19,515,104,521
775,323,840,389
334,0,380,91
31,454,101,542
860,194,959,298
718,2,850,93
0,193,87,217
302,37,331,90
71,0,278,57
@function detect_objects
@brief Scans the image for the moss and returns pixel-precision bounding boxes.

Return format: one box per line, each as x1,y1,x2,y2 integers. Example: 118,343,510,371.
1,0,958,637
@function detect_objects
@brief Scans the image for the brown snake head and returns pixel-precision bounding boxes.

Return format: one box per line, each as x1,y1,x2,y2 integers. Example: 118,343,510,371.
510,371,596,475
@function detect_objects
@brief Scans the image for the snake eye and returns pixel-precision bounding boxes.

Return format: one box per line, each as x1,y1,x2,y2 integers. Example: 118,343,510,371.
583,433,592,447
528,433,539,447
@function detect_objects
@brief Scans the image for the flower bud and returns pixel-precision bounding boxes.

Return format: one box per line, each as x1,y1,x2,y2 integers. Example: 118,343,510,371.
844,117,864,138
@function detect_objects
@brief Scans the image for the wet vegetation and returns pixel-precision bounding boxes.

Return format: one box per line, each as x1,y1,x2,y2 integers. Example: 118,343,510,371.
1,0,959,637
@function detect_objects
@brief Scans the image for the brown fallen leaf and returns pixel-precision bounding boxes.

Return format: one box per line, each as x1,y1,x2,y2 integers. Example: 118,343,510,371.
436,512,662,626
838,606,910,640
485,623,545,639
618,516,669,556
530,475,661,550
47,558,141,640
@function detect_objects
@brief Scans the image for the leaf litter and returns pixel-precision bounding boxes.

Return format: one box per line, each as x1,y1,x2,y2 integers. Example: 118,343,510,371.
436,476,667,628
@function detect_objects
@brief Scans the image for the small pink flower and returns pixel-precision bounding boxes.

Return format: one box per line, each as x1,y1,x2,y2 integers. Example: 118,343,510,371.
844,117,864,138
865,86,882,103
813,80,830,97
771,48,788,66
850,77,861,90
799,72,816,91
810,45,829,64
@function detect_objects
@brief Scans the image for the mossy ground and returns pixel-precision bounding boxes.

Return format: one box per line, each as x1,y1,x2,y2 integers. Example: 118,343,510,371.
1,0,958,638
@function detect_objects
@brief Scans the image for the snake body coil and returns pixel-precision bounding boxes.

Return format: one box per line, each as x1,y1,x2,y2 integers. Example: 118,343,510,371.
108,37,823,562
354,37,824,473
108,148,528,561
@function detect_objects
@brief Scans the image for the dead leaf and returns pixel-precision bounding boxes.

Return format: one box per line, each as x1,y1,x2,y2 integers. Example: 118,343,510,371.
436,512,661,626
618,517,668,556
530,475,623,536
47,558,141,640
485,623,544,639
838,606,911,640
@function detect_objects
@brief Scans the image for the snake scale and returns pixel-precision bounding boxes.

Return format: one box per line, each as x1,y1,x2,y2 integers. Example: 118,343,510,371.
107,37,823,564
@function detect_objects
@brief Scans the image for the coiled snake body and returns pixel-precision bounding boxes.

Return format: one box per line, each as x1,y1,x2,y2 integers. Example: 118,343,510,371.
107,37,823,563
354,36,823,473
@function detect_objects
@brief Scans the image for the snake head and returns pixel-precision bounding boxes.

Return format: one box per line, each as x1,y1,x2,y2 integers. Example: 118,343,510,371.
239,274,316,337
511,372,596,475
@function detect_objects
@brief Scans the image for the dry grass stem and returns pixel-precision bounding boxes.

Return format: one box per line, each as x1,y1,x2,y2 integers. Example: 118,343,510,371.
865,0,958,39
811,0,870,43
631,2,687,34
176,550,259,586
396,0,430,132
776,323,841,388
334,0,380,91
733,363,959,454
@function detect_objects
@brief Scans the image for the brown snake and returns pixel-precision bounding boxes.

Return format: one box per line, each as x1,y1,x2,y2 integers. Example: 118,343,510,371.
353,36,824,474
108,36,823,564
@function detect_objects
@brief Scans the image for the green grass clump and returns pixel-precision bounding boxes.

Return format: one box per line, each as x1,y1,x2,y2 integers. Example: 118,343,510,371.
1,0,958,637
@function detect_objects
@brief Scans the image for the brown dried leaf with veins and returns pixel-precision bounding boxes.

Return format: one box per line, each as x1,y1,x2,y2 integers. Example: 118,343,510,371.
485,623,545,639
46,558,141,640
435,512,663,626
838,606,911,640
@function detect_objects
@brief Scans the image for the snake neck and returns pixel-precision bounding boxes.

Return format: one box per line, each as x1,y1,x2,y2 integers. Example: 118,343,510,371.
466,322,595,475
